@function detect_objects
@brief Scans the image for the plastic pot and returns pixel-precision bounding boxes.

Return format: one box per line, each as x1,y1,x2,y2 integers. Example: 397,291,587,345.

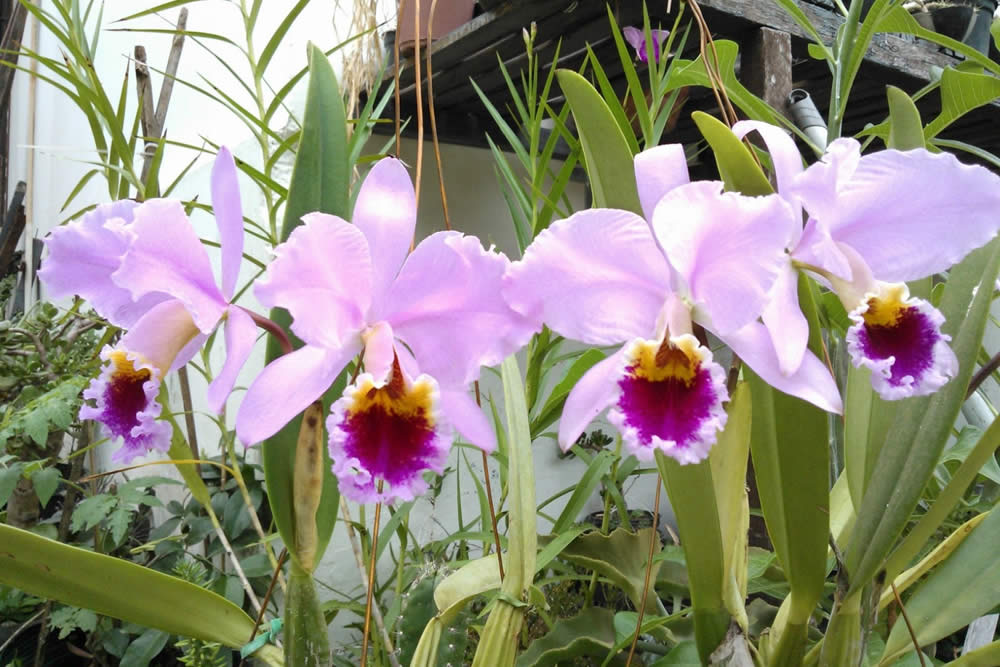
397,0,476,55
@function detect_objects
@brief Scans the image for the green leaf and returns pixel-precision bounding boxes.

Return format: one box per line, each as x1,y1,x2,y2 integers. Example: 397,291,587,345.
652,641,701,666
556,69,641,213
71,495,118,533
655,454,729,662
847,238,1000,594
532,349,606,438
49,606,99,639
886,85,925,150
746,276,829,666
559,527,662,615
30,467,60,506
924,67,1000,140
0,524,262,649
950,638,1000,666
709,382,752,630
0,462,25,508
549,449,615,533
516,607,622,666
434,554,503,612
120,628,170,667
262,43,349,570
880,505,1000,664
667,41,784,127
843,366,898,510
692,111,773,197
939,426,1000,484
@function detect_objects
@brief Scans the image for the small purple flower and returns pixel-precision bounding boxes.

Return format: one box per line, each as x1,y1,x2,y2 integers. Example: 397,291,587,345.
41,148,256,463
733,121,1000,399
623,26,670,64
504,147,841,463
236,158,534,504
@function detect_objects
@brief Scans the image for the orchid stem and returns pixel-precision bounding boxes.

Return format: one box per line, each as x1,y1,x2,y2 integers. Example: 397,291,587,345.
240,307,293,355
360,485,384,667
475,380,504,579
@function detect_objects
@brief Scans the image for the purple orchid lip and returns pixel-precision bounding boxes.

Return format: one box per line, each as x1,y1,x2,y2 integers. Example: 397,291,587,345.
846,283,958,400
328,358,452,505
80,347,172,464
608,334,728,465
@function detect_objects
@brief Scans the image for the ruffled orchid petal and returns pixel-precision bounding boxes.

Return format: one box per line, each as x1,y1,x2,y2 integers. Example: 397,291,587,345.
845,283,957,399
80,346,171,464
608,335,728,464
120,298,202,373
790,138,861,221
731,120,804,234
440,388,496,453
793,147,1000,282
382,232,536,386
503,209,671,346
352,158,417,308
255,213,373,349
113,199,227,332
236,342,360,446
362,321,396,386
723,321,843,414
634,144,690,222
211,147,244,300
558,349,624,452
762,263,809,376
206,306,258,414
652,181,795,334
328,360,451,505
38,200,168,327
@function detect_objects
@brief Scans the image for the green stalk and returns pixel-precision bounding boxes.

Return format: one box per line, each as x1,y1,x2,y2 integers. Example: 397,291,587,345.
819,590,862,667
826,0,864,140
284,561,330,667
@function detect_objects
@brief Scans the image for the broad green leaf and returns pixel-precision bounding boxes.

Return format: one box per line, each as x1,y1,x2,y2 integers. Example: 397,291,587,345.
120,628,170,667
0,524,277,660
434,554,502,612
924,67,1000,140
556,69,641,213
709,382,752,630
886,85,925,150
30,467,60,506
880,506,1000,664
691,111,773,197
847,238,1000,594
652,641,701,666
876,7,1000,76
939,425,1000,484
262,43,348,569
666,41,783,127
559,527,663,615
878,512,987,612
0,462,24,508
656,454,728,662
516,608,622,666
843,366,897,510
885,412,1000,580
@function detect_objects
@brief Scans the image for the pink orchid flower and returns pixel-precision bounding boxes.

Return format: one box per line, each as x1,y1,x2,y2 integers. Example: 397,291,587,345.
38,148,256,463
733,120,1000,399
235,158,534,505
623,26,670,64
503,146,842,465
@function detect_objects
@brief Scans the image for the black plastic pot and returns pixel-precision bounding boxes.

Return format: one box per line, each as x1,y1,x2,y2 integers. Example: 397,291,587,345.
931,5,996,54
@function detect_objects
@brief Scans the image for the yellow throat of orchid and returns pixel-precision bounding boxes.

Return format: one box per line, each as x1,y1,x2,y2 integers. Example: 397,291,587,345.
348,361,436,424
862,284,909,328
108,350,153,385
628,336,702,386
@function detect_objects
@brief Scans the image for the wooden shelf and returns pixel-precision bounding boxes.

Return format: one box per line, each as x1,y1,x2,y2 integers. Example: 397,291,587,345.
376,0,1000,166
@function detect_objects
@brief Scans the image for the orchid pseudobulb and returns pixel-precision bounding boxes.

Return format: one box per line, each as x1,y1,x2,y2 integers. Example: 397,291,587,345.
38,148,256,463
235,158,533,505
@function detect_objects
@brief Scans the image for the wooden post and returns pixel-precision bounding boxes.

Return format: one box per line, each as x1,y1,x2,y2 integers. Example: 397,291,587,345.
742,26,793,121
